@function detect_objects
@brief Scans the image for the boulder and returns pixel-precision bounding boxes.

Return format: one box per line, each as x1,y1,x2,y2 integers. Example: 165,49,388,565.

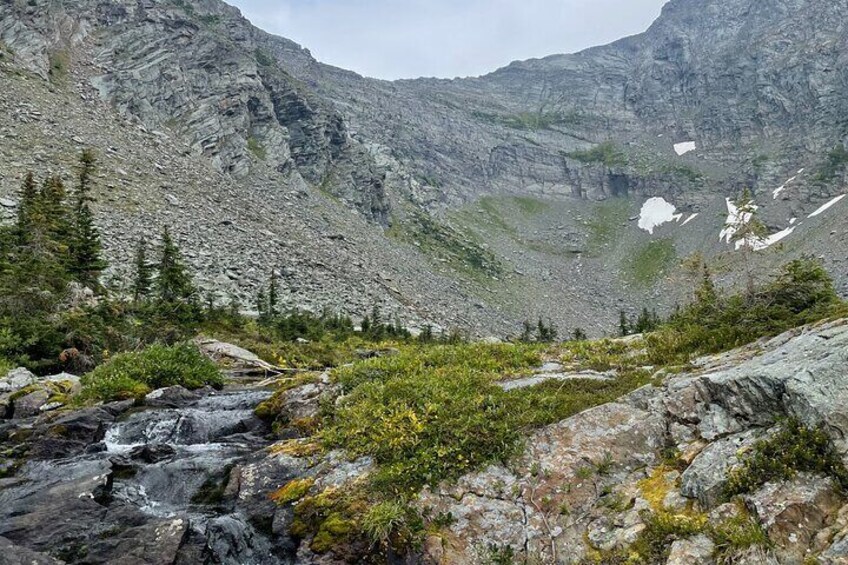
0,368,36,394
745,474,842,561
666,534,715,565
680,430,759,508
145,385,202,408
11,389,50,419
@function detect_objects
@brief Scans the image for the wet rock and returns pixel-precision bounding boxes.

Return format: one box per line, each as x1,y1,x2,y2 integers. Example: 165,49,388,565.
10,389,50,419
144,385,202,408
128,443,177,464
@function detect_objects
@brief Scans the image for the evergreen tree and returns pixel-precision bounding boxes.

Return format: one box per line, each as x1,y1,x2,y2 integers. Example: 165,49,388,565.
15,172,38,246
619,311,630,337
132,237,153,302
156,227,196,304
728,188,768,297
268,271,279,318
520,320,534,343
572,328,587,341
69,150,106,288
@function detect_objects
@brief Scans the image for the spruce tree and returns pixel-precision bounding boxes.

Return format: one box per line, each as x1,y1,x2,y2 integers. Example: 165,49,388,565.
132,237,153,302
268,271,279,318
69,150,106,288
619,311,630,337
15,173,38,246
156,227,196,305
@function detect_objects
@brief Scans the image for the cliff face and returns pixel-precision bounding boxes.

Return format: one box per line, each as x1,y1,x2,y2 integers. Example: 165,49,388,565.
2,0,848,335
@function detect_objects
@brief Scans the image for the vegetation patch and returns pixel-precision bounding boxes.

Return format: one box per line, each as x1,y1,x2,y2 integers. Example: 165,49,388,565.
79,344,223,402
627,239,676,287
646,258,846,365
388,212,502,278
512,196,550,216
472,110,588,131
247,136,266,160
271,478,316,505
814,144,848,183
724,418,848,499
587,199,631,254
568,142,628,167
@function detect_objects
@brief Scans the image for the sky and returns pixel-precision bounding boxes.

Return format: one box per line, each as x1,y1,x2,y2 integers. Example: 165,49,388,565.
230,0,668,80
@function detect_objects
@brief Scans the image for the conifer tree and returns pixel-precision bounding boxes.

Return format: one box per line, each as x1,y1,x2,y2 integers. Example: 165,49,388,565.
268,271,279,318
619,311,630,337
156,227,196,305
15,172,38,246
69,150,106,288
132,237,153,302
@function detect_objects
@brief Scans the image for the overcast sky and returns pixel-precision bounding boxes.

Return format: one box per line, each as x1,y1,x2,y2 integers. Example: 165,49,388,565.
229,0,668,80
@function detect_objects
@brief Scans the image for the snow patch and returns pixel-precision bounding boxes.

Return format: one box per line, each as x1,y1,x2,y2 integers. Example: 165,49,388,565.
719,198,757,244
638,197,683,234
746,226,797,251
772,175,797,199
790,217,798,225
808,195,847,218
674,141,697,156
681,213,699,226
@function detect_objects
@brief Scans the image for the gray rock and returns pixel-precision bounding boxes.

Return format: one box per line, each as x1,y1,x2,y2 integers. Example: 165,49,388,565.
745,474,842,561
0,368,36,394
666,534,715,565
680,431,758,509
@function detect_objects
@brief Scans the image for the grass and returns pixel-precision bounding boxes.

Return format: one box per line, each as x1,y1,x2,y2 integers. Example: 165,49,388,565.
587,199,631,254
388,212,502,279
247,136,266,160
472,110,587,131
568,142,628,167
513,196,550,216
78,344,223,402
627,239,676,287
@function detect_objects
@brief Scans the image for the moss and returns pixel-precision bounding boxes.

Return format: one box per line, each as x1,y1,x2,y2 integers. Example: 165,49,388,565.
512,196,550,216
270,478,315,505
310,513,355,553
269,439,324,458
814,144,848,182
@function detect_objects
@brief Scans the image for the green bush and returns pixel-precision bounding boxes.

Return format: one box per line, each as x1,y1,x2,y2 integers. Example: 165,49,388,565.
79,344,223,401
647,259,844,364
724,419,848,499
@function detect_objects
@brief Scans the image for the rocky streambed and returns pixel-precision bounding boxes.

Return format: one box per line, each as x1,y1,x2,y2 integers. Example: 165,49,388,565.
0,384,298,564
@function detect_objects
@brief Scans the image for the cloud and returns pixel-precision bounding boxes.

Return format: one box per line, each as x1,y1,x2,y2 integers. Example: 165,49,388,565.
230,0,668,80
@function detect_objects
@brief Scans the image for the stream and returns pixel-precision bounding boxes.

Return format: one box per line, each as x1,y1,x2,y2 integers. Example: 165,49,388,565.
0,386,297,564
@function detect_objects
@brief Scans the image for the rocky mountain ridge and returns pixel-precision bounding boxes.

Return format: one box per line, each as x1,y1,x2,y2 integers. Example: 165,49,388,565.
1,0,848,334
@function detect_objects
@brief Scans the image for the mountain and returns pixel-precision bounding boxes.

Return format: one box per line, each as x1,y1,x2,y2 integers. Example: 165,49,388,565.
1,0,848,336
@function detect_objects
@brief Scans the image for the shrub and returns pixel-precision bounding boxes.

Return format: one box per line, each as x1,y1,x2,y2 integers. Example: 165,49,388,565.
79,344,223,401
646,258,844,364
567,142,628,167
724,419,848,499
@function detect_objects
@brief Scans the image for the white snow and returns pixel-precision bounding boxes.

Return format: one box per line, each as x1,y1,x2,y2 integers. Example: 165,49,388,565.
808,195,847,218
790,217,798,225
638,197,683,234
674,141,697,156
681,213,699,226
798,168,805,174
747,226,797,251
772,175,797,199
719,198,757,244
